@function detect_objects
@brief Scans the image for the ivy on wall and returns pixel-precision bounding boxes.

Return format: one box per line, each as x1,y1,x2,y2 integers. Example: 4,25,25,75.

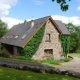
20,24,46,58
59,35,70,58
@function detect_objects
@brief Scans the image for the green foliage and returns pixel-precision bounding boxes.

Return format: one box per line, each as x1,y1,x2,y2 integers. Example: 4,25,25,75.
0,49,10,58
40,58,60,65
60,23,80,57
0,19,8,38
52,0,71,11
69,53,80,58
63,58,69,62
59,35,70,58
60,23,80,54
59,35,69,52
60,57,71,62
13,56,32,61
0,66,79,80
21,24,45,58
66,23,80,52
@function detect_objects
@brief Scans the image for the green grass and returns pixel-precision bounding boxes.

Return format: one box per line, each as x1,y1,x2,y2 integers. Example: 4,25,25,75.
0,56,34,62
68,53,80,58
0,56,71,65
0,66,79,80
39,58,60,65
11,56,32,61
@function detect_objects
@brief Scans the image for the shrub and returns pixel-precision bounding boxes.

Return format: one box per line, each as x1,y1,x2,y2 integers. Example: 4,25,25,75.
62,58,70,62
40,58,60,65
0,49,10,58
60,56,72,62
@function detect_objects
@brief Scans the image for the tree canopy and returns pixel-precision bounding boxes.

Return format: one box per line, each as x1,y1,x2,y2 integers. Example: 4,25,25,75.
52,0,71,11
0,19,8,38
66,23,80,53
59,23,80,59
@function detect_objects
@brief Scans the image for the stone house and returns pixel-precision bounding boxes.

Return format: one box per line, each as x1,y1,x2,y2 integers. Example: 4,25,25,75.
0,16,70,60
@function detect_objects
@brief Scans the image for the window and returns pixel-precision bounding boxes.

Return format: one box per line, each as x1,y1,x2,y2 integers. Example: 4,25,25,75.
6,36,9,38
45,33,51,42
14,36,19,39
21,34,26,39
44,49,53,57
2,36,5,39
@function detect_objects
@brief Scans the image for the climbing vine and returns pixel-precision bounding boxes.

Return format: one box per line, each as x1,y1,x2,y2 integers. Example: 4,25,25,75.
59,35,70,59
20,24,46,58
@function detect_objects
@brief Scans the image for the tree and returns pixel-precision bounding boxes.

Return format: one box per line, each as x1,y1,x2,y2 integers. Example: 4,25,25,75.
0,19,8,38
59,35,70,59
66,23,80,53
76,27,80,52
52,0,71,11
59,23,80,59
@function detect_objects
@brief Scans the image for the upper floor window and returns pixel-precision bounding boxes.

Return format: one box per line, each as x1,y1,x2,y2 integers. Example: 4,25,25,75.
45,33,51,42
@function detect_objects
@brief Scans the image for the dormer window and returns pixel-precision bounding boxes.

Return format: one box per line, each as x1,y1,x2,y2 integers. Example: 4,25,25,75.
3,35,19,39
21,34,26,39
45,33,51,42
6,36,9,38
14,35,19,39
2,36,5,39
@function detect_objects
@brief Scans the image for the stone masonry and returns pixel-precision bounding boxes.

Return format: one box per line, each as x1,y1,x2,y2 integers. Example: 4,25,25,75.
32,20,63,60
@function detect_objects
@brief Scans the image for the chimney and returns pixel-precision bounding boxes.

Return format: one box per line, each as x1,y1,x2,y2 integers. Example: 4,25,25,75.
24,20,27,25
31,20,34,28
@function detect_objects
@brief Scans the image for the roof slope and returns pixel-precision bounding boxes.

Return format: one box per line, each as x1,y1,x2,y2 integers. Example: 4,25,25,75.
54,20,70,35
0,16,70,48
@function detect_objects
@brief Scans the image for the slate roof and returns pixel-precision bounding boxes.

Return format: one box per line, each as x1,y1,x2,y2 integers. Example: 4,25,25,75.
54,20,70,35
0,16,70,48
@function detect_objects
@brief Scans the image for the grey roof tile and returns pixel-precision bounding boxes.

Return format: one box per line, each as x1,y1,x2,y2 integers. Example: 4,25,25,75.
54,20,70,35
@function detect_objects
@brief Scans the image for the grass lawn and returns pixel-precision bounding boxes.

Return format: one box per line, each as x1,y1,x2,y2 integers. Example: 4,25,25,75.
68,53,80,58
0,66,79,80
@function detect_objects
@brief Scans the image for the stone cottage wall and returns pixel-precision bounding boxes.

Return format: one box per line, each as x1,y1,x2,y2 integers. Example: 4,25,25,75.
32,20,63,60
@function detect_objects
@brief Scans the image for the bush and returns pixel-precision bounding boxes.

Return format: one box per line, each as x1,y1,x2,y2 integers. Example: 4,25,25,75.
62,58,70,62
0,49,10,58
60,56,72,62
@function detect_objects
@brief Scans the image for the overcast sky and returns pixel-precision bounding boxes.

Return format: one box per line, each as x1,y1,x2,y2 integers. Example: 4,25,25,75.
0,0,80,28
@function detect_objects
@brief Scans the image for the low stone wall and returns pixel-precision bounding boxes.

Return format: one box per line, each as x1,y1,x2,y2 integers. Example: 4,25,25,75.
0,58,80,78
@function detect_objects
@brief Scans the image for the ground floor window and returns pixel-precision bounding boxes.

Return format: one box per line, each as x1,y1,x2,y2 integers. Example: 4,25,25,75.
44,49,53,57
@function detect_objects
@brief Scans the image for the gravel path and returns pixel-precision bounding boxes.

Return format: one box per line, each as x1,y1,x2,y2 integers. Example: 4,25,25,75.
56,57,80,72
63,57,80,68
